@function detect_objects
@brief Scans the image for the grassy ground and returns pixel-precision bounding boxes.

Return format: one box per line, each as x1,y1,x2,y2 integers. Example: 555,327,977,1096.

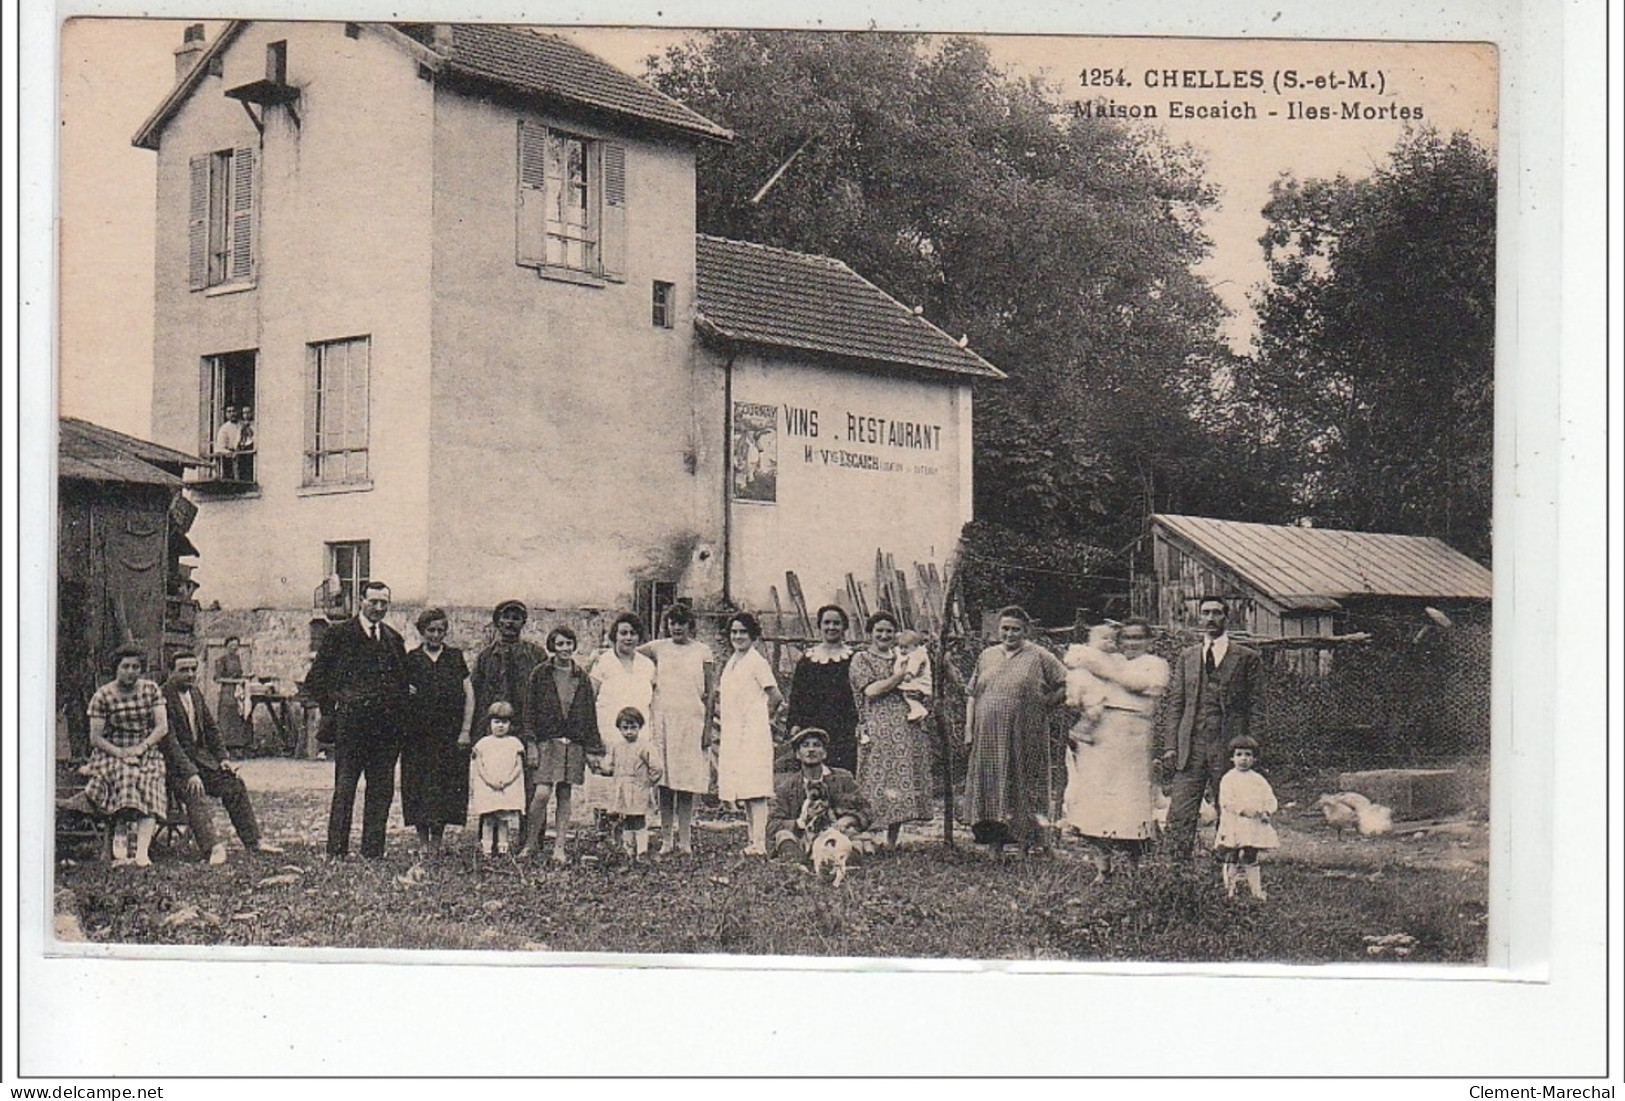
54,760,1488,963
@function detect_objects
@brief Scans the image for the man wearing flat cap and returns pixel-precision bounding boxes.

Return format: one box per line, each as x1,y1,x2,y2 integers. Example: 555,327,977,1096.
472,600,547,808
767,727,870,859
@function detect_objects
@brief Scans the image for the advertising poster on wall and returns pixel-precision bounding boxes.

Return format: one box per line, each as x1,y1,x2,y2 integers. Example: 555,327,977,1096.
730,400,778,503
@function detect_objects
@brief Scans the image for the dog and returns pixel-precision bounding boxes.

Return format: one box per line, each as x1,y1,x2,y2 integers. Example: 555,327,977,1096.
809,827,854,886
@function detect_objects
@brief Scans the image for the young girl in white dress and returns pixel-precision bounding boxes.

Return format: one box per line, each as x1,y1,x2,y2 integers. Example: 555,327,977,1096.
597,706,663,859
469,702,526,856
1214,735,1280,900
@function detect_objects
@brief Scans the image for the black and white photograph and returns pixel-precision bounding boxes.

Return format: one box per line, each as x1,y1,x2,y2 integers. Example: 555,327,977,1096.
13,0,1613,1082
49,16,1500,960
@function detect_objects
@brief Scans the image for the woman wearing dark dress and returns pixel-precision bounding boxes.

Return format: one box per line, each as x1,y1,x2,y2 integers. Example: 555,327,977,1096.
402,608,474,850
785,604,860,774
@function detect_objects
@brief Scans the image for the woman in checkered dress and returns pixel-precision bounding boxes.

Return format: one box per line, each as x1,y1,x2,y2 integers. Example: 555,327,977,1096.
84,645,171,866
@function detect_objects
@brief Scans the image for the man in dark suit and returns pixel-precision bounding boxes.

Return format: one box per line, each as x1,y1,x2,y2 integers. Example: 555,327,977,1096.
1161,597,1264,863
162,651,283,864
306,580,410,858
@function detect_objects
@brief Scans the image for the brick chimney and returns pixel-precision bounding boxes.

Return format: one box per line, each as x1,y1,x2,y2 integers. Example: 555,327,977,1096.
174,23,206,83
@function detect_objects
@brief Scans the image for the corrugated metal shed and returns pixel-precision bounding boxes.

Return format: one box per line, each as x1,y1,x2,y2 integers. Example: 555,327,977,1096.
1152,514,1492,610
59,417,202,487
695,235,1005,380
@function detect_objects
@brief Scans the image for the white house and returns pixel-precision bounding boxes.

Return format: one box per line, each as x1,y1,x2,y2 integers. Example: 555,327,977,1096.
134,21,1001,684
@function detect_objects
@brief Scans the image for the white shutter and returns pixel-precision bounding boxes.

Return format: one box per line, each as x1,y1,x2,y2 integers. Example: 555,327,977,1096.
599,141,627,281
516,121,548,267
188,155,209,290
198,358,217,455
228,145,256,283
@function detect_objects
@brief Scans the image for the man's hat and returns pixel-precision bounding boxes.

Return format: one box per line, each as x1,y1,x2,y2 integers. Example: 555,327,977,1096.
492,599,528,623
789,726,829,750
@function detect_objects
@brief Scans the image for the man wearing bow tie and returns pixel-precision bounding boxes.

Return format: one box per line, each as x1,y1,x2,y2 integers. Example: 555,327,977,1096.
1161,597,1263,864
306,581,410,858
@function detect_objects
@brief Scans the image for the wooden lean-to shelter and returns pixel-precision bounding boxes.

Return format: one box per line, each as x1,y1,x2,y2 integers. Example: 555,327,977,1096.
57,417,207,758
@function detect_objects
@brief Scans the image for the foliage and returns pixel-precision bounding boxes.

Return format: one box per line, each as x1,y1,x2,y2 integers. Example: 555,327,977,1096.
648,33,1259,568
953,519,1120,627
1239,129,1496,561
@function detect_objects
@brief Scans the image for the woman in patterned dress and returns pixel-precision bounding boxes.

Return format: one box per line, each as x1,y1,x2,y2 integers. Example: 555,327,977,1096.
715,612,786,856
785,604,860,774
638,604,715,856
964,606,1069,855
850,610,934,849
84,644,171,867
402,608,474,851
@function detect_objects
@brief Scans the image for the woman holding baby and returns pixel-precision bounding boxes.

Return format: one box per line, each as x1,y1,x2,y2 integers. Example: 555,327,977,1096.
1061,617,1168,877
849,610,935,849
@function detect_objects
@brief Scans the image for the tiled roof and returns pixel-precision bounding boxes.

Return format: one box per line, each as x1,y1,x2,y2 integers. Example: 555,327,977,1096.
135,22,731,151
416,24,732,143
694,236,1005,380
1153,514,1492,609
60,417,202,487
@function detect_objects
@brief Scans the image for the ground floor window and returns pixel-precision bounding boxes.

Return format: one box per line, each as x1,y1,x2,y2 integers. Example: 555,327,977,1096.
323,540,370,618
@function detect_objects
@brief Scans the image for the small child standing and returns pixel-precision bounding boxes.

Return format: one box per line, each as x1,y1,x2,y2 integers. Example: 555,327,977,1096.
893,630,934,724
597,706,663,859
469,702,526,856
1214,735,1280,900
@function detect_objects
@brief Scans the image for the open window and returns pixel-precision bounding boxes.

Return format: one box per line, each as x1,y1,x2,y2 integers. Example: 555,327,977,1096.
189,146,256,290
196,349,257,488
516,121,626,282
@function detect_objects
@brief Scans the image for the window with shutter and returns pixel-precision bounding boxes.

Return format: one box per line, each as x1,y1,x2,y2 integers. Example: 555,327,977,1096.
190,146,257,290
515,122,627,280
193,350,258,489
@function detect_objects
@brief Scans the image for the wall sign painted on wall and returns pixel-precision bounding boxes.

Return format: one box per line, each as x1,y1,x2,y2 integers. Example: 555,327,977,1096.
731,401,778,503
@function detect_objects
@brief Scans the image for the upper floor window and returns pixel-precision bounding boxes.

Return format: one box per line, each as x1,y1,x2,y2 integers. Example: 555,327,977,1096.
189,146,256,289
652,281,675,328
198,349,257,487
516,121,626,282
304,336,370,488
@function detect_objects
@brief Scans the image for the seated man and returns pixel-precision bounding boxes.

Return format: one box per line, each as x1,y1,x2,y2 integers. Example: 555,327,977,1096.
768,727,870,860
162,652,283,864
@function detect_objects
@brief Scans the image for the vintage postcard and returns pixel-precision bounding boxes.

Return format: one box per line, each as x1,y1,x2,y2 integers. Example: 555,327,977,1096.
21,1,1602,1080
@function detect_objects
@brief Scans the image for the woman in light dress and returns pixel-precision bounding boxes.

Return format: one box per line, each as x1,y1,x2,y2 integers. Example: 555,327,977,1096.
638,604,715,855
715,612,786,855
1061,617,1169,879
585,613,656,823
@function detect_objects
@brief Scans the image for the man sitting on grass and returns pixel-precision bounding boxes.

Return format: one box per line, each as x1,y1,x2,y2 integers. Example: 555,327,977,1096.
767,727,870,860
162,652,283,863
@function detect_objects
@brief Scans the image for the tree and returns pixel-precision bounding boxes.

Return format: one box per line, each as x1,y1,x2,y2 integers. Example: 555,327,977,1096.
1241,130,1496,562
649,33,1255,609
